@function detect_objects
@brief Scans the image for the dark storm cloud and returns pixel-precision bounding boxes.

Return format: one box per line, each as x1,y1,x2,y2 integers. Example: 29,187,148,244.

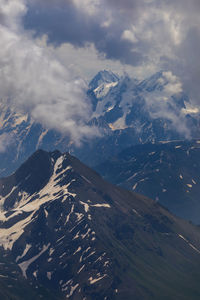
23,0,200,72
23,0,146,65
24,2,100,46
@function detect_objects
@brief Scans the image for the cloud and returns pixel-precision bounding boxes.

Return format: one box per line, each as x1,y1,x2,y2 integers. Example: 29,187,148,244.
0,133,13,153
162,72,183,95
1,0,199,148
142,71,191,138
121,29,138,43
22,0,200,109
0,0,98,145
23,0,146,65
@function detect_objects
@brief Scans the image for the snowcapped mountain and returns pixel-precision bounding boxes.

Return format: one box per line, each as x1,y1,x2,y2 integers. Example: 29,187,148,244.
88,70,119,90
77,70,200,166
96,139,200,224
1,150,200,299
0,70,199,176
89,70,196,133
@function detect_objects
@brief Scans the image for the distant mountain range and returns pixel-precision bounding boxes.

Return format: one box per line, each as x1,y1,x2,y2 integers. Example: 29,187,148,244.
77,70,200,166
0,70,199,176
96,139,200,224
0,150,200,299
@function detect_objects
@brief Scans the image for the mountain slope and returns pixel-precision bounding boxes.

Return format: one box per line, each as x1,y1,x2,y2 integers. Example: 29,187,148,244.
0,150,200,299
0,247,60,300
95,139,200,224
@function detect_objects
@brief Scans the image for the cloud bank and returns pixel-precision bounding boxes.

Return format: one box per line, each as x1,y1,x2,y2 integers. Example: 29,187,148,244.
0,0,97,144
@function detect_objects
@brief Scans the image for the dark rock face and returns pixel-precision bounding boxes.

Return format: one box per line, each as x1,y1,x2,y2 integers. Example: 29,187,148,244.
0,150,200,299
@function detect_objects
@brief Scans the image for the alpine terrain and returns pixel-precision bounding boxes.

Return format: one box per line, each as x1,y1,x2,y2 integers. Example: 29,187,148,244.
0,150,200,299
96,139,200,224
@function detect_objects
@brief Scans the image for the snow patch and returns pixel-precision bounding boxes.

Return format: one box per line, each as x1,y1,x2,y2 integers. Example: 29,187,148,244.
65,204,74,224
80,201,89,213
91,203,111,208
186,184,192,188
178,234,200,254
77,265,85,274
94,82,118,99
73,247,81,255
132,183,138,190
16,244,31,262
89,274,107,284
66,283,79,298
18,244,50,278
132,209,142,217
47,272,52,280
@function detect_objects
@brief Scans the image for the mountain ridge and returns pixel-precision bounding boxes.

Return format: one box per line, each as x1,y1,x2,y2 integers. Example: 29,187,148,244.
0,150,200,298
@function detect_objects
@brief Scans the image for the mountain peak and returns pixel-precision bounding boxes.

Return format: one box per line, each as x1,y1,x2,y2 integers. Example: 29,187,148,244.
89,70,119,89
138,70,168,91
0,150,64,206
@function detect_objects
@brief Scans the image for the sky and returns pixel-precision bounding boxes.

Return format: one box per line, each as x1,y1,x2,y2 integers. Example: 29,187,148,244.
0,0,200,143
23,0,200,87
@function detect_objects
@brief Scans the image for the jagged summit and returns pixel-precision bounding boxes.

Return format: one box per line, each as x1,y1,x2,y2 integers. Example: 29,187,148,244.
1,149,62,198
89,70,119,89
138,70,167,91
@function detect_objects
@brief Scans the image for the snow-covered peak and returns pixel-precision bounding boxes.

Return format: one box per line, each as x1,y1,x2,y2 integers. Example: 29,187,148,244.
93,81,119,99
91,74,141,125
89,70,119,90
138,71,168,92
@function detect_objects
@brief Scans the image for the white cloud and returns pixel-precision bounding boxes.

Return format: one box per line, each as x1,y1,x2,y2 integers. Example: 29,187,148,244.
163,72,183,94
121,29,138,43
0,0,98,144
143,70,190,137
72,0,100,16
0,133,13,153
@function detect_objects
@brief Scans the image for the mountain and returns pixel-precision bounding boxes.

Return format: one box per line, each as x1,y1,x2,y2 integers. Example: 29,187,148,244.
95,139,200,224
89,70,119,90
1,150,200,299
0,99,72,177
77,70,200,166
0,70,199,176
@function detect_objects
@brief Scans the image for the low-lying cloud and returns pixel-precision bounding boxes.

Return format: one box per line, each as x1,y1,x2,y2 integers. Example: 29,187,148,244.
142,71,192,138
0,133,13,153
